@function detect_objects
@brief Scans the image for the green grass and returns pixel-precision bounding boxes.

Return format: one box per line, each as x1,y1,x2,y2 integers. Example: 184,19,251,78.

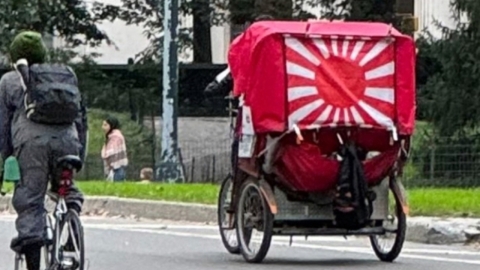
407,188,480,217
75,181,219,204
74,184,480,217
5,181,479,217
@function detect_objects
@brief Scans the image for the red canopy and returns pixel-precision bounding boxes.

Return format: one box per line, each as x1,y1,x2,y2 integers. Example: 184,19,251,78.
228,20,416,135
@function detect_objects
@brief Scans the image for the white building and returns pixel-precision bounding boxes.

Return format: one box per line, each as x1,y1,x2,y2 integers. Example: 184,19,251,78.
52,0,460,65
414,0,467,40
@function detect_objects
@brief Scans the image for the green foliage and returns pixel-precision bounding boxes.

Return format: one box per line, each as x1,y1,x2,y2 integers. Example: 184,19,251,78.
227,0,296,24
302,0,399,25
94,0,407,64
0,0,117,64
92,0,194,63
409,1,480,188
416,1,480,138
406,122,480,188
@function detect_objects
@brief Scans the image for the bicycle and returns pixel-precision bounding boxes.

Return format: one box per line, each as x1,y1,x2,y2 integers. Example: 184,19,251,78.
14,155,85,270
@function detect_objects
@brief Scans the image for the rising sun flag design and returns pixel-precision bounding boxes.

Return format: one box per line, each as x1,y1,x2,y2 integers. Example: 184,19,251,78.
285,35,396,131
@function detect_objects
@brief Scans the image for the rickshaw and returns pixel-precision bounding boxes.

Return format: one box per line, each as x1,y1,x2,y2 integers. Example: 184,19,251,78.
217,20,416,264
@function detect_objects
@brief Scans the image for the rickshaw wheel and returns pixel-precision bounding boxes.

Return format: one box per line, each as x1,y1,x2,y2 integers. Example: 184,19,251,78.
369,187,406,262
236,178,273,263
217,174,240,254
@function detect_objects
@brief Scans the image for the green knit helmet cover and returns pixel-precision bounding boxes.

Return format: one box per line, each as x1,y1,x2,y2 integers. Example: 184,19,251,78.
9,31,47,64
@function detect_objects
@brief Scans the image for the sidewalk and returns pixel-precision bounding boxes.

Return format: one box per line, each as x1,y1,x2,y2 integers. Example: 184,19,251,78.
1,194,479,245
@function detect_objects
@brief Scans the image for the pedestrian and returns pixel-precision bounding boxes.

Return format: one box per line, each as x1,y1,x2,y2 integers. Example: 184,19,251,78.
0,30,88,270
101,116,128,181
139,167,153,183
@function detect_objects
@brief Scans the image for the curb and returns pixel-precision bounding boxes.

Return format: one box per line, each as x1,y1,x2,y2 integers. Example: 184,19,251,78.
0,194,217,224
1,195,479,245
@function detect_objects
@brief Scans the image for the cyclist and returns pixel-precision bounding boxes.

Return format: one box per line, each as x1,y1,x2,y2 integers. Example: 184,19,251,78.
0,31,88,270
203,14,274,100
204,15,274,215
204,14,274,167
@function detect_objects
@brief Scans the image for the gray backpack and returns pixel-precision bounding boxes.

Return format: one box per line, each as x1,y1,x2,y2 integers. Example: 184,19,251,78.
16,62,81,125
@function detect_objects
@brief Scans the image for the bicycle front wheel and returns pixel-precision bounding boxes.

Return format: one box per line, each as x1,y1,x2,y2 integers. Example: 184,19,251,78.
53,210,85,270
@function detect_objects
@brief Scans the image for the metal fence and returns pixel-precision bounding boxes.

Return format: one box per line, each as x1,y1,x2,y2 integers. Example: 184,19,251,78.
76,133,480,188
403,140,480,188
76,137,233,183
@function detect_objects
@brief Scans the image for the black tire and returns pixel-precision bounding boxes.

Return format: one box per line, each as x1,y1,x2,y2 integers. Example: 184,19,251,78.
370,187,406,262
217,174,241,254
236,178,273,263
52,210,85,270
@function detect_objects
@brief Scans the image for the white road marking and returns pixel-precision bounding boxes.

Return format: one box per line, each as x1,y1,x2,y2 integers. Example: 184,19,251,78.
93,226,480,265
2,215,480,262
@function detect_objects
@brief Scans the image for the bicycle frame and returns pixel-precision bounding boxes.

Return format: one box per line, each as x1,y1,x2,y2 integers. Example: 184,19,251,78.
14,154,84,270
48,168,78,269
14,184,72,269
50,196,68,266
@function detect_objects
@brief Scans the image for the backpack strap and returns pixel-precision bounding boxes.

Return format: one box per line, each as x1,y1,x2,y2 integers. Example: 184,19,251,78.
13,59,37,117
13,58,29,92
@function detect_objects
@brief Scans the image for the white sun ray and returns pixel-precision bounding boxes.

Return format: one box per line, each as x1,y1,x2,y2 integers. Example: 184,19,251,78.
342,39,350,57
286,61,315,80
350,107,365,124
312,39,330,59
315,105,333,123
288,86,318,102
358,101,394,128
333,108,341,123
350,40,365,61
285,37,321,66
365,87,395,104
289,100,324,127
365,61,395,80
331,39,339,56
343,108,350,125
359,38,393,67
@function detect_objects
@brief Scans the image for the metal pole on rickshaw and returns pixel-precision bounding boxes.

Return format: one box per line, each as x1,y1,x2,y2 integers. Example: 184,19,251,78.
157,0,184,183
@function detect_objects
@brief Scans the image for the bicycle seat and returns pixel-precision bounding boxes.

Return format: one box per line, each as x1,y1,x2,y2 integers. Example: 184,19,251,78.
57,155,83,172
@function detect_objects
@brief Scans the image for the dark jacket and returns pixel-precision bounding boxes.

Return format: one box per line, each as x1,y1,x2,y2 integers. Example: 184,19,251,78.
204,67,233,97
0,69,88,162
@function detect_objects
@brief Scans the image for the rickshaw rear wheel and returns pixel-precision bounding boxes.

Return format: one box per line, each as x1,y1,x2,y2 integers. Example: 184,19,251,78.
369,187,406,262
217,174,241,254
236,178,273,263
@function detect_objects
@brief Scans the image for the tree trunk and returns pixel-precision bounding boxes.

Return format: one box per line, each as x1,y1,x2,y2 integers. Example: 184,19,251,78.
229,0,255,25
193,0,212,63
254,0,293,20
349,0,398,26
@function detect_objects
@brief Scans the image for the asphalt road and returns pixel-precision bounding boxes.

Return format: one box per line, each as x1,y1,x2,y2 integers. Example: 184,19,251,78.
1,215,480,270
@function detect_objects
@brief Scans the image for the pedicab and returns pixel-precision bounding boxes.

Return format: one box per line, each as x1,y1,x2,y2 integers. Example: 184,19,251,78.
217,20,416,264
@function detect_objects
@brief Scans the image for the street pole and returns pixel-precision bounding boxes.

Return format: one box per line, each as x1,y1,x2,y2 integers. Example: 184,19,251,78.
158,0,183,183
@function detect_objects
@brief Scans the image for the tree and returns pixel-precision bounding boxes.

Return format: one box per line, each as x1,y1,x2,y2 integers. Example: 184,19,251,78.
305,0,399,26
0,0,117,64
95,0,317,63
94,0,201,63
192,0,213,63
417,0,480,138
